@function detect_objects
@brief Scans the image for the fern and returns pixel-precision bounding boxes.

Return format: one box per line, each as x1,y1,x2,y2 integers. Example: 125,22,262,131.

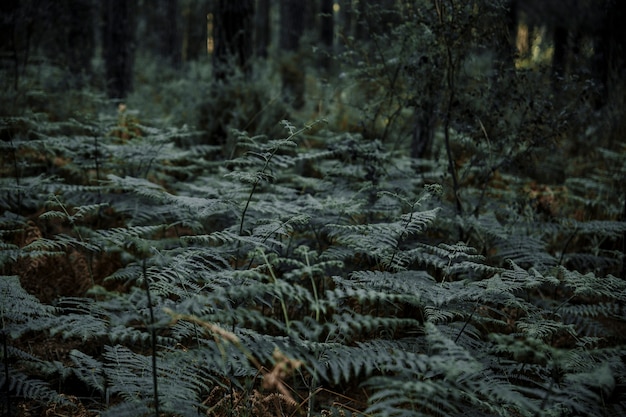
0,276,57,337
0,277,70,410
2,98,626,417
364,323,539,417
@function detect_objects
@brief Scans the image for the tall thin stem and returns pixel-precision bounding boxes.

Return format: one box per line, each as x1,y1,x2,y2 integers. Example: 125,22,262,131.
142,259,160,417
238,120,323,237
2,331,11,417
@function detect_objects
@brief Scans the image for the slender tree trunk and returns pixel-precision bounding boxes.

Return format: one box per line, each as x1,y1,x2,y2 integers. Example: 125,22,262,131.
181,0,209,62
552,25,567,86
593,0,626,105
279,0,305,108
494,0,518,73
64,0,96,84
304,0,318,32
143,0,181,68
354,0,370,43
338,0,353,50
213,0,254,80
255,0,270,58
0,0,20,90
0,0,38,91
279,0,303,52
320,0,334,70
102,0,137,99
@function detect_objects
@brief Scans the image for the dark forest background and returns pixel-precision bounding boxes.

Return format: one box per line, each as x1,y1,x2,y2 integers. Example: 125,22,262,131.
2,0,625,135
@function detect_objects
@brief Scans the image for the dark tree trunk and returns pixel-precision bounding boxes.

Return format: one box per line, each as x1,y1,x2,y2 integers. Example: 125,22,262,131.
279,0,304,52
320,0,334,70
47,0,95,85
255,0,270,58
338,0,353,49
0,0,18,54
0,0,24,90
304,0,318,32
497,0,518,72
279,0,305,108
102,0,137,99
410,106,434,160
143,0,181,68
593,0,626,105
354,0,370,43
182,0,209,62
552,25,567,85
66,0,96,83
0,0,48,91
213,0,254,80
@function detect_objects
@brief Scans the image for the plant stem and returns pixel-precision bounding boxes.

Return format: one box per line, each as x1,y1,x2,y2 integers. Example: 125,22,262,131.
238,120,324,237
142,258,160,417
260,250,290,330
2,331,10,417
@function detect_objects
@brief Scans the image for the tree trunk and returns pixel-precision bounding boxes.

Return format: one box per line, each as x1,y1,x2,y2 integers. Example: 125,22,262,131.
354,0,370,43
552,25,567,85
495,0,518,73
338,0,353,49
255,0,270,58
279,0,303,52
102,0,137,99
593,0,626,105
56,0,96,84
213,0,254,80
142,0,181,68
0,0,25,90
279,0,305,108
181,0,209,62
320,0,334,70
304,0,318,32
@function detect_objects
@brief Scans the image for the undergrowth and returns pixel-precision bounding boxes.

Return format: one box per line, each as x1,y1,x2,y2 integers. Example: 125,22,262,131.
1,97,625,417
1,1,626,416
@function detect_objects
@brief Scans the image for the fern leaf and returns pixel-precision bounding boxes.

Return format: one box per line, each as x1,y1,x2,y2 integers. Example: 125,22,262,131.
69,349,106,393
6,371,68,405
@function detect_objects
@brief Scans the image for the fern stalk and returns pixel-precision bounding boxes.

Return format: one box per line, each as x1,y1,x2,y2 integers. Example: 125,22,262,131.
9,138,21,212
259,250,291,330
142,258,160,417
238,120,323,237
435,0,463,218
303,248,321,322
621,195,626,280
2,331,10,417
50,195,96,285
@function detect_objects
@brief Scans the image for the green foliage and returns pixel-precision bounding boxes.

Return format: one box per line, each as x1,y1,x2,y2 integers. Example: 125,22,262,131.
2,1,626,416
1,102,625,416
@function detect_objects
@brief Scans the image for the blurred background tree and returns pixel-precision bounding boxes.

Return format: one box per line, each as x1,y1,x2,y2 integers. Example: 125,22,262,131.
102,0,137,99
138,0,182,69
212,0,254,80
279,0,305,109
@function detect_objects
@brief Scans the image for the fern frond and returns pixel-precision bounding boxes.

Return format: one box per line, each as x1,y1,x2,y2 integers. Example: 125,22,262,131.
0,276,57,337
559,267,626,300
517,317,576,341
99,399,152,417
3,371,68,405
69,349,106,393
